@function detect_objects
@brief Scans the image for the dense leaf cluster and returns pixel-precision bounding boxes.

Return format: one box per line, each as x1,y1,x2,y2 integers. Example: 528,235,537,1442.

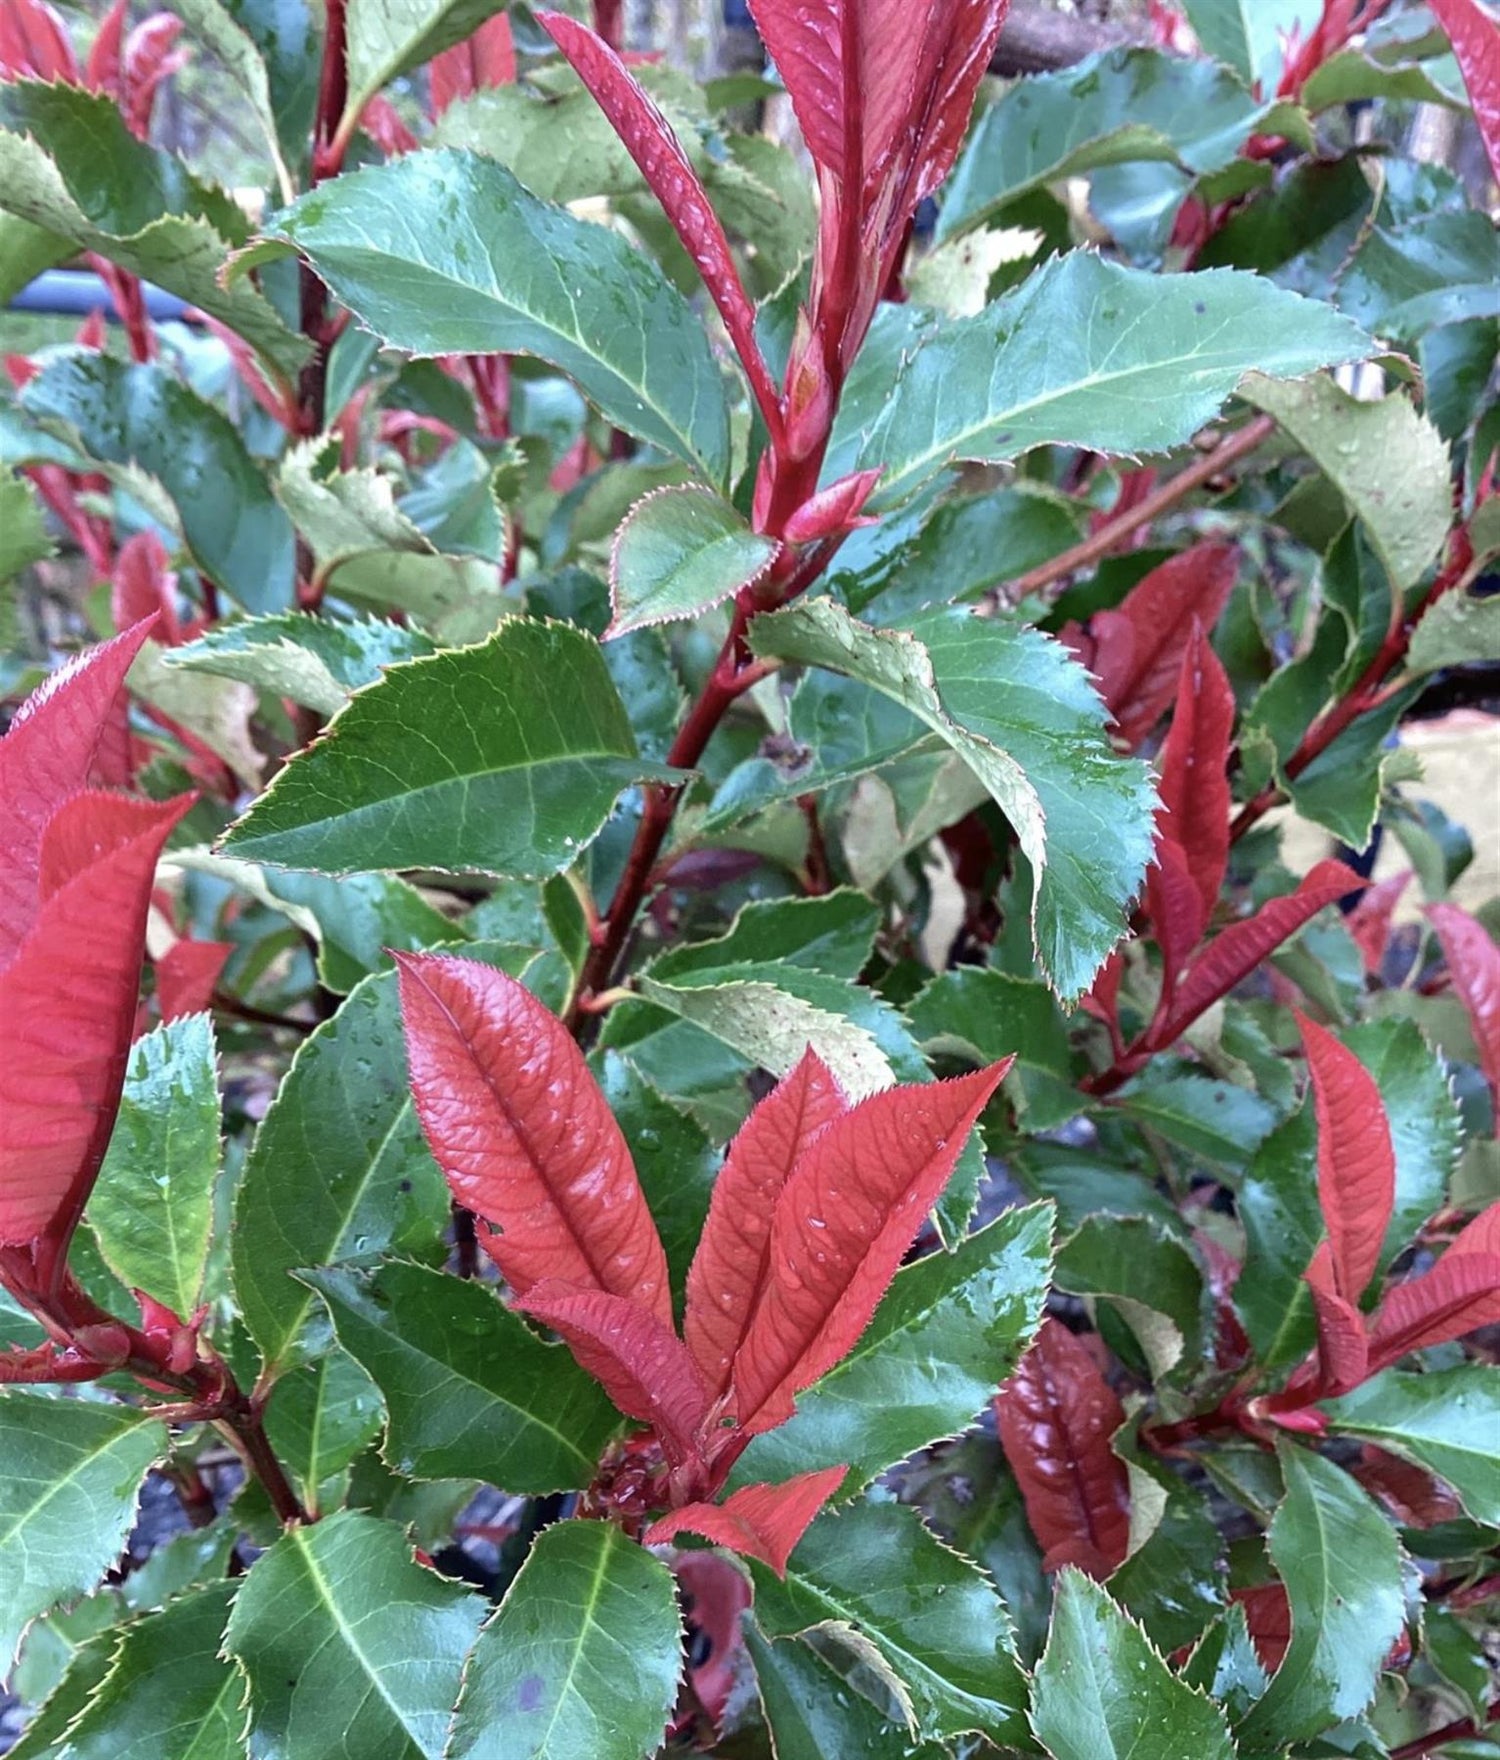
0,0,1498,1756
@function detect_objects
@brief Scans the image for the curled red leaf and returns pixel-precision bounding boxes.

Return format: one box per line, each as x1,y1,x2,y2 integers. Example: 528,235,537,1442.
396,954,672,1322
1297,1013,1395,1304
684,1048,848,1397
1425,902,1500,1128
1301,1244,1370,1400
995,1317,1131,1578
1346,870,1412,977
728,1061,1008,1435
1155,622,1234,928
643,1464,847,1575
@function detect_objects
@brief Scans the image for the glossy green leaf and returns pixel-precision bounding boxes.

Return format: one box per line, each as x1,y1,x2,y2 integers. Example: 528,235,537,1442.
1322,1367,1500,1527
119,1526,236,1612
44,1582,244,1760
1111,1067,1280,1174
750,1500,1028,1748
447,1519,682,1760
751,597,1157,1000
1030,1570,1235,1760
88,1015,220,1319
1183,1603,1270,1723
127,641,265,790
825,252,1370,510
226,1510,483,1760
1408,588,1500,675
608,485,778,638
264,150,731,482
1237,1445,1406,1748
263,1346,384,1516
0,1395,164,1669
343,0,508,141
303,1261,620,1490
730,1205,1052,1496
167,614,432,718
648,890,882,986
19,354,295,613
1339,211,1500,340
223,619,673,879
232,972,452,1371
1055,1215,1205,1376
745,1622,944,1760
10,1591,122,1710
908,966,1078,1129
1236,1103,1320,1372
0,83,306,375
1244,373,1452,592
940,47,1282,240
1180,0,1307,85
263,869,465,992
1108,1468,1226,1654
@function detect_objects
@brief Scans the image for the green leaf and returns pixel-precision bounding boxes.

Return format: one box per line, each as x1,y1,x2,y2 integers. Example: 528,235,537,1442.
0,468,52,588
1237,1444,1406,1748
750,597,1157,1000
730,1205,1052,1497
1030,1570,1236,1760
10,1591,123,1710
342,0,508,145
1112,1066,1280,1174
1237,1102,1320,1371
908,966,1078,1130
174,0,295,200
127,641,265,790
303,1261,620,1491
1339,211,1500,340
1183,1603,1269,1722
750,1500,1029,1748
263,1346,384,1515
88,1015,220,1319
1322,1367,1500,1527
0,82,306,376
745,1623,945,1760
648,890,882,985
42,1582,244,1760
275,439,504,639
0,1395,164,1669
1243,373,1452,593
262,868,465,992
447,1519,682,1760
1055,1216,1204,1377
223,619,674,879
18,354,295,613
826,252,1370,510
265,150,731,483
1408,589,1500,675
940,47,1282,240
1180,0,1308,86
119,1526,236,1612
232,971,452,1371
1108,1461,1227,1653
226,1510,484,1760
607,485,778,638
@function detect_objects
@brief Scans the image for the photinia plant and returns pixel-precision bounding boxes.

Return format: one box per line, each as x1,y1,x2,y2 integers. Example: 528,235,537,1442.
1,0,1499,1755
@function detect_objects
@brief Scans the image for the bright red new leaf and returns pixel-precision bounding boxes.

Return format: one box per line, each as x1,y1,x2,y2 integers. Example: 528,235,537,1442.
0,790,192,1248
396,953,673,1322
995,1317,1131,1578
684,1048,848,1396
728,1062,1009,1436
516,1282,710,1467
1145,833,1210,1002
1153,860,1363,1047
1298,1012,1395,1304
155,938,233,1021
1078,543,1239,750
0,618,155,950
1368,1241,1500,1368
1352,1447,1463,1528
1425,902,1500,1127
1428,0,1500,186
429,13,515,115
0,0,73,79
1302,1244,1371,1399
1347,870,1412,977
1155,622,1234,929
539,11,783,436
643,1463,847,1575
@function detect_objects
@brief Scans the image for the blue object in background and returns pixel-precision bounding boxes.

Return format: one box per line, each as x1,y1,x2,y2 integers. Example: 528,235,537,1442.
7,269,198,325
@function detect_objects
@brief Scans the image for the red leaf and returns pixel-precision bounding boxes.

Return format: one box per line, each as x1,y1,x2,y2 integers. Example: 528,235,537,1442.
84,0,126,93
120,12,184,137
904,0,1014,208
429,13,515,114
674,1553,751,1731
1145,834,1209,1002
0,0,76,79
1153,860,1363,1047
780,469,882,545
1452,1200,1500,1259
516,1281,710,1466
1085,543,1239,749
1369,1249,1500,1368
727,1062,1008,1435
1155,623,1233,926
1347,870,1412,977
395,953,672,1322
1425,903,1500,1125
0,791,192,1247
111,531,179,643
1231,1583,1292,1672
1302,1244,1370,1398
156,939,233,1021
1351,1446,1463,1528
995,1318,1131,1578
539,11,782,436
684,1049,848,1396
643,1464,846,1575
0,619,156,952
1428,0,1500,187
1298,1013,1395,1304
